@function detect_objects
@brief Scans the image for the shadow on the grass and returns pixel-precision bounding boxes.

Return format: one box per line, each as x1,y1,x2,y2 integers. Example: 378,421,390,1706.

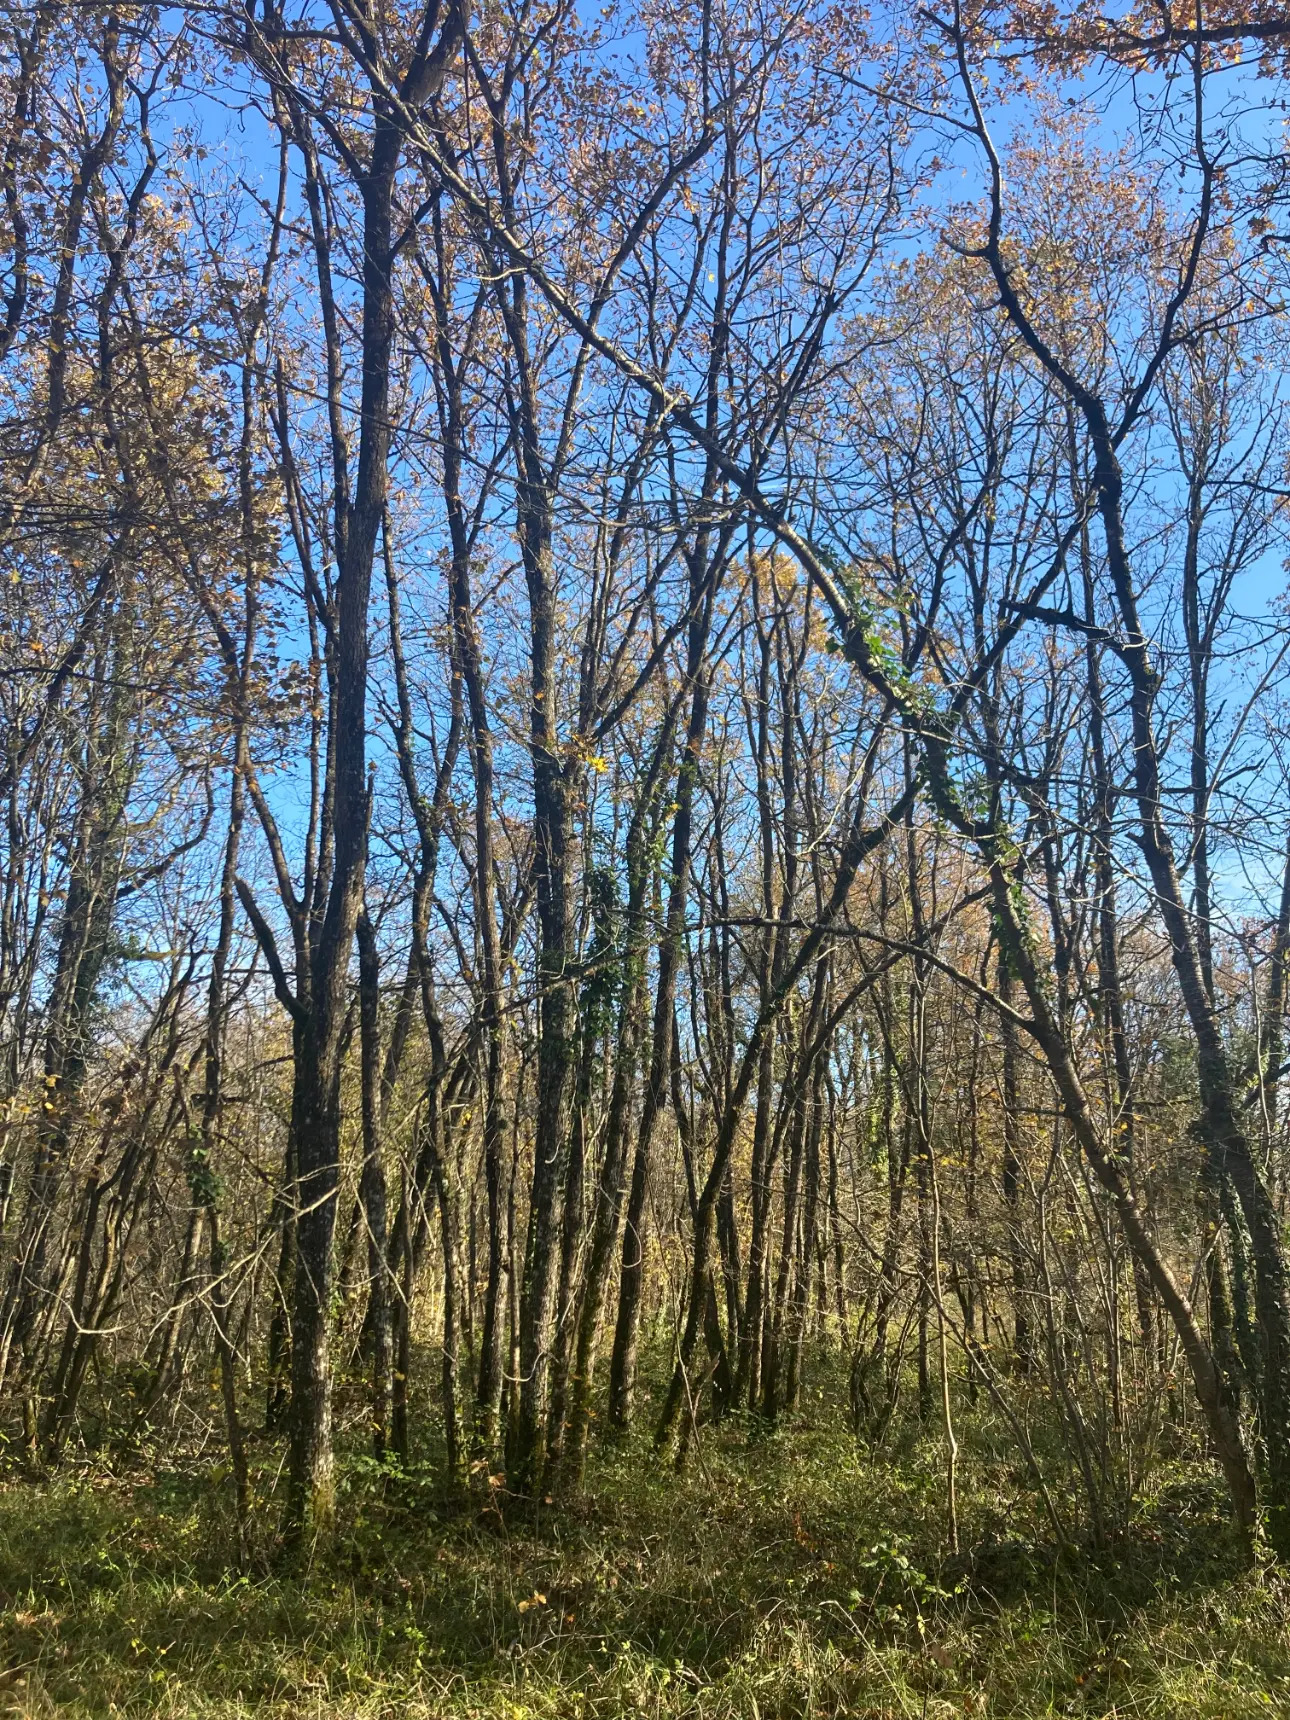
0,1374,1283,1718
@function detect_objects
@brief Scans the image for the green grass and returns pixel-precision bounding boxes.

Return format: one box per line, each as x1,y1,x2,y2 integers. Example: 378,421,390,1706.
0,1364,1287,1717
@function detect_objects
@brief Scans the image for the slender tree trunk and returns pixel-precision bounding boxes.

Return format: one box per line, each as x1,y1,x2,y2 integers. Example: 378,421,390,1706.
283,134,401,1548
357,910,392,1458
608,670,712,1432
998,956,1031,1375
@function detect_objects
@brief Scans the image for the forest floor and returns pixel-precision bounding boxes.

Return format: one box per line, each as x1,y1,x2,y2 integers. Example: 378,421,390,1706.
0,1355,1286,1718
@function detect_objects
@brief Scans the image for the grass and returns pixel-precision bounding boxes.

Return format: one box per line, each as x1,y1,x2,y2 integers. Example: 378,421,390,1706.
0,1357,1287,1717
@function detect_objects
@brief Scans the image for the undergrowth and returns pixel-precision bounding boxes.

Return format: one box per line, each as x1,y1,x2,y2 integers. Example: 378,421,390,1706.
0,1356,1286,1718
